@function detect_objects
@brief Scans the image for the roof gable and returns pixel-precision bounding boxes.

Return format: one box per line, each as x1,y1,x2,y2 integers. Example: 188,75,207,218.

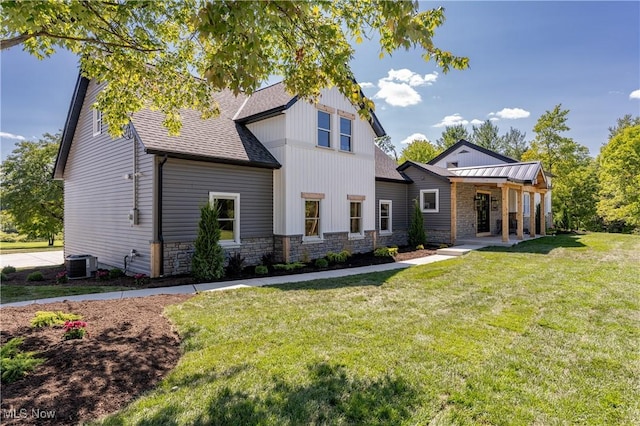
234,81,386,137
53,75,89,179
397,160,455,182
428,139,518,166
374,147,411,183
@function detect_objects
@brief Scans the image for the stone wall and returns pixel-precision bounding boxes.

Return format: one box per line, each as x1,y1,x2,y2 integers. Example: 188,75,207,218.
377,230,408,248
276,231,376,263
456,183,477,238
163,236,274,276
425,229,451,245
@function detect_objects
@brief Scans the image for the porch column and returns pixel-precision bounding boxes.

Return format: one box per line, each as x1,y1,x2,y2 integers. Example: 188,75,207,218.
501,185,509,243
450,181,457,245
539,191,547,236
529,192,536,237
516,187,524,240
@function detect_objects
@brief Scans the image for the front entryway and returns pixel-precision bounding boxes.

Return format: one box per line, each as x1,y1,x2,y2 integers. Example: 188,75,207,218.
476,192,491,235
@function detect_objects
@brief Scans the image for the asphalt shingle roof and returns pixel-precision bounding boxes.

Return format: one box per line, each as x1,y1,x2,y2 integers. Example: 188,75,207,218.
375,147,410,182
234,82,296,122
132,89,280,168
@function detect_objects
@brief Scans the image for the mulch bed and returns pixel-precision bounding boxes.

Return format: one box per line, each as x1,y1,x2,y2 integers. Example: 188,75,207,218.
0,295,191,425
0,247,438,424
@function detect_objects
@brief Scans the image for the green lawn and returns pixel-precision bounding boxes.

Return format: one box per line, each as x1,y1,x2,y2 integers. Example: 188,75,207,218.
0,284,134,304
0,240,63,254
95,233,639,425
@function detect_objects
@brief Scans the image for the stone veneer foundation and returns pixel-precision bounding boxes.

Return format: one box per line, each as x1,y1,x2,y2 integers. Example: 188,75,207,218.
274,231,376,263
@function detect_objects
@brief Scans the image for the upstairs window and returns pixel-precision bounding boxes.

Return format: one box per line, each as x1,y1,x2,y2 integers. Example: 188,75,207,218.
92,109,103,136
317,110,331,148
420,189,439,213
340,117,352,152
209,192,240,245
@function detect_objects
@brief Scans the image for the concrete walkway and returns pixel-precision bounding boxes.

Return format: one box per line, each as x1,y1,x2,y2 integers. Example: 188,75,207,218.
0,250,64,268
1,253,457,308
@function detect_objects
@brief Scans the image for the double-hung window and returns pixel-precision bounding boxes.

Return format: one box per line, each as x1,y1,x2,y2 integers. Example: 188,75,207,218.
350,201,362,236
420,189,439,213
304,199,321,238
209,192,240,245
93,109,103,136
379,200,392,234
317,110,331,148
340,117,352,152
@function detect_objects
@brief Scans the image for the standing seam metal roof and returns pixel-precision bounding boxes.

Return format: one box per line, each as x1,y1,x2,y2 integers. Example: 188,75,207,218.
449,162,544,184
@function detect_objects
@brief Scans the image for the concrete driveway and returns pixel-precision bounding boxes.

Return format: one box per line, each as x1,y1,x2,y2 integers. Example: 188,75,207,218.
0,251,64,269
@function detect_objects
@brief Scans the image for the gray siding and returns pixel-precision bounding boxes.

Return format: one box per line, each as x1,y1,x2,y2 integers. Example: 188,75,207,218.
375,181,409,231
403,166,451,231
63,80,154,274
162,159,273,241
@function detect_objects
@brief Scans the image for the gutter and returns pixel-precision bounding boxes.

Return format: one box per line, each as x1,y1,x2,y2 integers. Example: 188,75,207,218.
157,155,168,276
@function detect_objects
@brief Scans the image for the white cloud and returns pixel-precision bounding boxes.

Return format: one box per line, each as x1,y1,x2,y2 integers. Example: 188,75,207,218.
399,133,429,145
489,117,500,122
630,89,640,100
374,80,422,107
0,132,25,141
373,68,438,107
432,113,469,128
359,82,375,89
492,107,531,119
470,119,484,125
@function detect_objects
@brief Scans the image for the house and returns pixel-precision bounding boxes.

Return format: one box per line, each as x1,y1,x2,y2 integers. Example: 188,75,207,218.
54,76,550,278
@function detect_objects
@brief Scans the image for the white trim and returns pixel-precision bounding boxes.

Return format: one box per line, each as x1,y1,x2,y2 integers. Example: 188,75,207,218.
92,109,103,136
208,192,241,245
339,115,353,152
379,199,392,235
420,189,439,213
317,109,331,148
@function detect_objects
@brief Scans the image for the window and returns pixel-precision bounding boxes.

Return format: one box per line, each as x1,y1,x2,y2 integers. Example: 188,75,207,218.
93,109,103,136
350,201,362,235
379,200,392,234
420,189,439,213
305,200,321,238
209,192,240,245
317,110,331,147
340,117,352,151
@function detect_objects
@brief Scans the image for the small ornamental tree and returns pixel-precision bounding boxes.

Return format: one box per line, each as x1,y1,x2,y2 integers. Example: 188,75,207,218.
192,202,225,281
408,198,427,248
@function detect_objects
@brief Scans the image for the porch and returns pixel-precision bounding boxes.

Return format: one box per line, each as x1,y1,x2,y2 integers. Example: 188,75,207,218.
454,233,546,248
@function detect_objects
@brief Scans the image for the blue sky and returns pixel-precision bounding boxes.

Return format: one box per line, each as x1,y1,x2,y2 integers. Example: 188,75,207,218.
1,1,639,161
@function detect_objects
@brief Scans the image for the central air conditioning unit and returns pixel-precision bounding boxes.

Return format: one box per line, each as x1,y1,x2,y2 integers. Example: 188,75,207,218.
65,255,98,279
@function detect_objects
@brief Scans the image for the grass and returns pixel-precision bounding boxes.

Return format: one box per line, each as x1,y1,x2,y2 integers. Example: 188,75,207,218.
0,240,63,254
91,233,638,424
0,284,134,304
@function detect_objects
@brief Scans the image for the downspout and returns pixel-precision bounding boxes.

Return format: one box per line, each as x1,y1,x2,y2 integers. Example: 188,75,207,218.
157,155,168,276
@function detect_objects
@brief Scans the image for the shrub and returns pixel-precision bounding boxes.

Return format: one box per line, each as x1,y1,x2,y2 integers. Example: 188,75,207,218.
261,252,276,267
226,252,246,277
374,246,398,257
326,250,350,264
31,311,82,328
192,203,225,281
26,271,44,282
62,320,88,340
134,273,149,286
55,271,68,284
315,258,329,268
2,265,16,274
0,272,7,282
416,244,425,250
255,265,269,275
108,268,124,279
0,338,44,384
408,198,427,248
273,262,305,271
95,269,110,281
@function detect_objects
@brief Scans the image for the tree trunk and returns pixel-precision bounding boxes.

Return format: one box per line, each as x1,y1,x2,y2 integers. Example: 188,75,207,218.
49,235,55,246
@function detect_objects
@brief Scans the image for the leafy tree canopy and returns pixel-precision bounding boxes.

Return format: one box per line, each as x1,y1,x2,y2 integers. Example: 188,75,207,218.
597,124,640,229
374,135,398,161
500,127,528,160
436,124,470,150
471,120,502,153
608,114,640,139
1,0,468,137
0,133,63,244
399,139,442,164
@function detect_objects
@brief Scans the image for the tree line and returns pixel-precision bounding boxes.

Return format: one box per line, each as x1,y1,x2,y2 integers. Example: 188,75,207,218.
379,108,640,233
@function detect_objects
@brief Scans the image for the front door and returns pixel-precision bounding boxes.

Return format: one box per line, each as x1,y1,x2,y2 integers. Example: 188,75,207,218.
476,193,491,234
